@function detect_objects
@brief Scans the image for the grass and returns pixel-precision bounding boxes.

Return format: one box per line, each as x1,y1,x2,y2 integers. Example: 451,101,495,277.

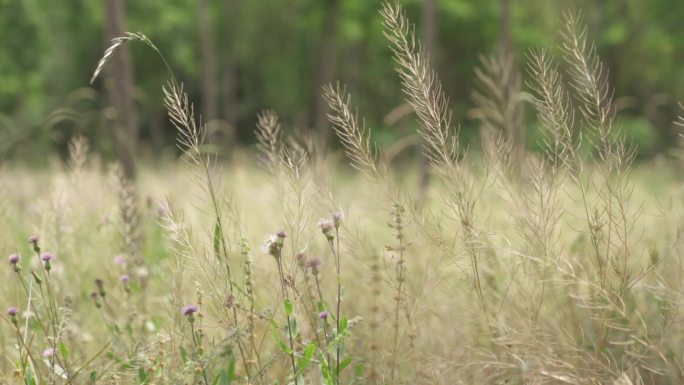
2,2,684,384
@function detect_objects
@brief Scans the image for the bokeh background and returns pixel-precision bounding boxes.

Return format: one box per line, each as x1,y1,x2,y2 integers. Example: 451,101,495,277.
2,0,684,168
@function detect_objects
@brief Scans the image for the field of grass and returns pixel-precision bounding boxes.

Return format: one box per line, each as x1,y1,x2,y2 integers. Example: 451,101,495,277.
3,3,684,385
2,149,684,384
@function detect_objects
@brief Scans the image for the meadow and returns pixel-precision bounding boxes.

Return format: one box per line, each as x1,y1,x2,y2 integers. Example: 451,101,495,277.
2,3,684,384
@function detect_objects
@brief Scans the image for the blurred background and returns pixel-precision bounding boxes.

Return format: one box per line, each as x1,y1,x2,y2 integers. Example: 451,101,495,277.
1,0,683,172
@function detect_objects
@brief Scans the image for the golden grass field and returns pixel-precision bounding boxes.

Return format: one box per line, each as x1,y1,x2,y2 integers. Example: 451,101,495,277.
2,150,684,384
3,2,684,384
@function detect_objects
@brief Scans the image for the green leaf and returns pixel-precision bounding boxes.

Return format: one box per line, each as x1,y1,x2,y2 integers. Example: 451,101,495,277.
339,356,353,373
317,301,326,312
289,317,298,337
138,366,149,383
295,342,316,376
354,363,366,382
272,329,292,355
320,360,334,385
339,317,348,334
214,221,222,258
284,298,294,315
58,341,69,361
180,346,188,363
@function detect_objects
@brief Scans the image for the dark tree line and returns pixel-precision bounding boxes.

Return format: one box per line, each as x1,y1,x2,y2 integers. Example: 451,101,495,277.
1,0,683,168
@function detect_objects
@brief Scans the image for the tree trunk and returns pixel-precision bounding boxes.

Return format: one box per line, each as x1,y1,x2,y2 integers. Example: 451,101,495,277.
312,0,341,142
198,0,218,123
499,0,525,166
221,0,241,139
103,0,137,178
499,0,512,57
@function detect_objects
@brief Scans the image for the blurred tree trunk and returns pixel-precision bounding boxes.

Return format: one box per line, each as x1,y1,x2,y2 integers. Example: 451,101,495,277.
103,0,137,178
221,0,241,138
198,0,218,123
312,0,341,142
499,0,525,166
499,0,512,57
419,0,437,194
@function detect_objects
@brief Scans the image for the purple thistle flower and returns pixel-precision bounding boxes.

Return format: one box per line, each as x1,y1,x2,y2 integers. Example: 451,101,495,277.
332,211,344,227
8,254,20,265
120,274,130,283
42,348,55,358
113,255,126,266
264,232,286,258
182,304,198,316
296,252,307,268
319,310,329,320
6,307,18,316
28,235,40,253
317,218,334,233
40,252,54,262
306,257,322,274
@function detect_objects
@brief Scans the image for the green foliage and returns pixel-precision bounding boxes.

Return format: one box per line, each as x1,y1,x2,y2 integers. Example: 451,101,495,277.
1,0,682,164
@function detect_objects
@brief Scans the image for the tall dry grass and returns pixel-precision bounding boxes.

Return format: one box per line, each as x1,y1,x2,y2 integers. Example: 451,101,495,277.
1,2,684,385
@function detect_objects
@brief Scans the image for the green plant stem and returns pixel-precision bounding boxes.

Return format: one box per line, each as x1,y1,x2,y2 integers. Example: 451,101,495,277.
13,325,28,383
276,256,299,384
190,321,210,385
313,274,332,366
204,167,253,383
16,273,49,338
334,229,342,383
40,266,61,384
389,232,404,385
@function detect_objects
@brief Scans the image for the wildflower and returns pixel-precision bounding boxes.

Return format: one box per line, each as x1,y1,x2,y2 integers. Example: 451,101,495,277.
90,292,101,308
306,257,322,275
7,306,18,326
135,266,150,279
42,348,55,358
8,254,20,273
296,252,307,268
183,304,198,316
40,252,54,271
113,255,126,267
319,310,329,320
183,304,198,322
95,278,106,298
332,211,344,228
120,275,130,293
28,235,40,252
265,231,286,258
8,254,20,265
317,218,334,233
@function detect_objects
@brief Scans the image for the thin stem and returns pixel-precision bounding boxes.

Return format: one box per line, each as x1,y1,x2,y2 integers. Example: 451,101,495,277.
16,273,49,338
205,164,253,383
389,233,404,385
13,324,28,383
276,256,299,384
313,274,333,368
331,226,342,384
190,321,210,385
